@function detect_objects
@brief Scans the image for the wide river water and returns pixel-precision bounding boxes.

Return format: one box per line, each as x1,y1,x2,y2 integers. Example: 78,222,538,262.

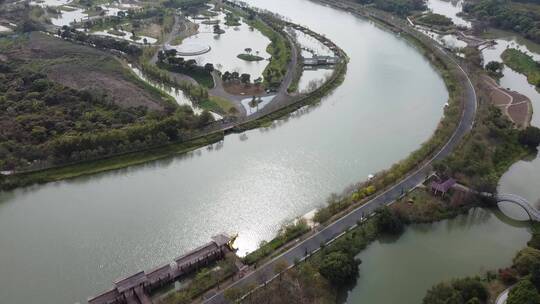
5,0,522,303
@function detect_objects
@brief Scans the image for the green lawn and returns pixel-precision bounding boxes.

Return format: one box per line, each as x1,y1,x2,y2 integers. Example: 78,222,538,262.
199,96,237,115
502,48,540,87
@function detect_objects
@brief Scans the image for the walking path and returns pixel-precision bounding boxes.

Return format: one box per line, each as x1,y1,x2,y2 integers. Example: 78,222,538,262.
483,76,531,128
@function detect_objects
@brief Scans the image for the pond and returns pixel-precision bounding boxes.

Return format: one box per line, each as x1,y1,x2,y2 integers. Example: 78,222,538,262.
426,0,471,28
345,208,531,303
169,9,271,79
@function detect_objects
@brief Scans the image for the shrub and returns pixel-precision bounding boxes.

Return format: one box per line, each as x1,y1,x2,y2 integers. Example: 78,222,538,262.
375,206,404,235
519,126,540,149
507,279,540,304
318,251,360,286
513,247,540,275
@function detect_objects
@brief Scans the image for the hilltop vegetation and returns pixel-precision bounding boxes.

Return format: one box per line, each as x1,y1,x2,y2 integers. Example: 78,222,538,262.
0,32,213,173
464,0,540,43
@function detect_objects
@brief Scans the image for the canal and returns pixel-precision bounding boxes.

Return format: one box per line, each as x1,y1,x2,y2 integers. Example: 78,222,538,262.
0,0,450,303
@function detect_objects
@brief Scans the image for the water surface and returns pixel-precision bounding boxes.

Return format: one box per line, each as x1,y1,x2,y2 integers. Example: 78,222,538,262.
346,208,530,303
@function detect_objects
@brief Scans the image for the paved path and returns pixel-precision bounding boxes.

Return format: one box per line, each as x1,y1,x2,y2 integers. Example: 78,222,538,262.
495,287,510,304
202,6,478,304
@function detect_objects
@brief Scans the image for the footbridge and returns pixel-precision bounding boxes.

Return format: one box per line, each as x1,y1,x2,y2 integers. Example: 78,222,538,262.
495,193,540,221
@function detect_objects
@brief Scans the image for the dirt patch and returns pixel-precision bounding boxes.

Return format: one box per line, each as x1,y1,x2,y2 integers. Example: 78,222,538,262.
10,32,165,111
47,65,163,111
224,82,265,96
483,75,531,128
142,23,162,39
489,89,510,106
508,102,531,128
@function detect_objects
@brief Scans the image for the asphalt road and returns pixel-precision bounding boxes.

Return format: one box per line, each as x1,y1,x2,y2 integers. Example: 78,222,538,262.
202,10,478,304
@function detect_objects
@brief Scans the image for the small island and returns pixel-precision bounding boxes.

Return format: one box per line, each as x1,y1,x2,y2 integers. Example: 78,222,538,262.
237,48,264,61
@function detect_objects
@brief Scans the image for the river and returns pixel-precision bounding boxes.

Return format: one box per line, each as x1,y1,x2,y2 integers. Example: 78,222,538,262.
343,1,539,302
0,0,448,303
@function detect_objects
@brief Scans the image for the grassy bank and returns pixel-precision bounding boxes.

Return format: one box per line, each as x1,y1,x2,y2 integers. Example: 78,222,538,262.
0,132,224,190
198,96,237,115
502,48,540,88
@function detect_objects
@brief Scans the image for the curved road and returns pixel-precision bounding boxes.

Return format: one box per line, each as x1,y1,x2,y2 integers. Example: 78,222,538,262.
203,8,478,304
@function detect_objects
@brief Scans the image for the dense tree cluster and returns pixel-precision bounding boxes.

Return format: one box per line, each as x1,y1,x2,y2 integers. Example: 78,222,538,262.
519,126,540,149
0,61,213,171
354,0,427,16
485,61,504,78
423,277,488,304
464,0,540,43
318,251,361,286
57,26,142,56
436,107,526,193
375,206,405,234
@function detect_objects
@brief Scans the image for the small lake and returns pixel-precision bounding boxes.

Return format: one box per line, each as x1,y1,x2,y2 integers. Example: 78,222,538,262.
170,9,271,79
345,208,531,303
426,0,471,28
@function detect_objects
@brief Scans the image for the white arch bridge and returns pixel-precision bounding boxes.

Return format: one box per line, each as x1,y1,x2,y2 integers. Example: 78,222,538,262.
495,193,540,222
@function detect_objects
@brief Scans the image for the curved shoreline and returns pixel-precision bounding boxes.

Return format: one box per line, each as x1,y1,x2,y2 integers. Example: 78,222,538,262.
0,15,348,191
201,1,479,302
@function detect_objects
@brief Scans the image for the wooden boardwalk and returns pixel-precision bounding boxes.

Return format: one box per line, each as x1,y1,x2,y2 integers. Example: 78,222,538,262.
88,234,235,304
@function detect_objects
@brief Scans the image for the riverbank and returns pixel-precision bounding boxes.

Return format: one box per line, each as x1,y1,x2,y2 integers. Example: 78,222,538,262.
0,10,347,191
238,0,471,267
211,1,540,303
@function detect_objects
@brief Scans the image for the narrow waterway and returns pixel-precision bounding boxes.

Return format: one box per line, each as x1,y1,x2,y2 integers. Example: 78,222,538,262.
0,1,449,303
480,31,540,210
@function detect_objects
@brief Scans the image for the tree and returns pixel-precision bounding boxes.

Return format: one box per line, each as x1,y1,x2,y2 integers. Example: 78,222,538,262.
452,277,488,302
507,279,540,304
375,206,404,234
204,63,214,72
245,47,252,54
240,73,251,84
485,61,503,78
213,24,223,34
222,71,232,82
318,251,360,286
157,50,166,62
423,283,462,304
519,126,540,149
513,247,540,275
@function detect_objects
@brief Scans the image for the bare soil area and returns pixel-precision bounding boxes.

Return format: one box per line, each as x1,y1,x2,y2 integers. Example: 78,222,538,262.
47,65,164,111
224,82,265,96
483,76,531,128
8,32,165,111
